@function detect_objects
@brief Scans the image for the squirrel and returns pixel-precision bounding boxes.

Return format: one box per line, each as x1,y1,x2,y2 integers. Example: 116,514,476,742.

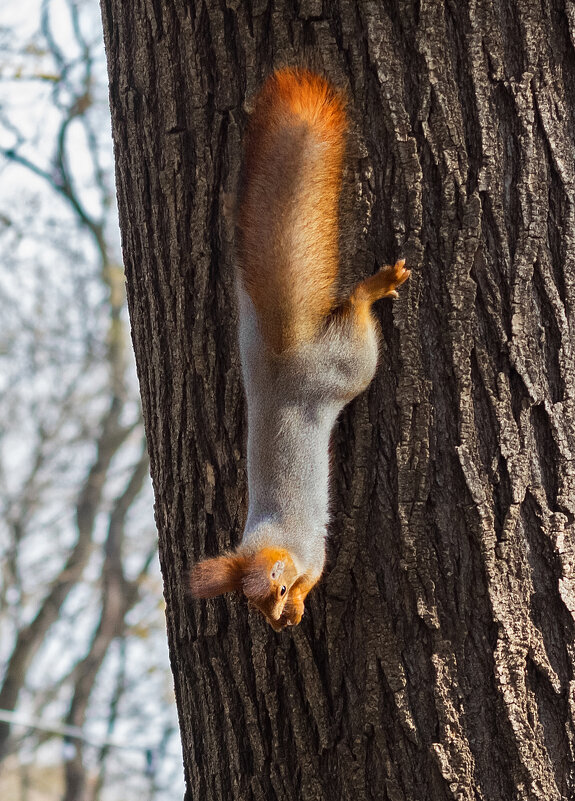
189,67,409,630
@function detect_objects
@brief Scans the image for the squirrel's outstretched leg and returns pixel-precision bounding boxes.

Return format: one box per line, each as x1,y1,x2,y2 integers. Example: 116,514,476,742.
334,259,410,330
349,258,410,306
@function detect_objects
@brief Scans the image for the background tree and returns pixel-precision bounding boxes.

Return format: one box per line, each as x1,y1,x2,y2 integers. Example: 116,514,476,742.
101,1,575,799
0,2,180,799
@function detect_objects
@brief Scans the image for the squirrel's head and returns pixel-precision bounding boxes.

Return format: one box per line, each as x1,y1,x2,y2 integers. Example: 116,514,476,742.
190,547,299,630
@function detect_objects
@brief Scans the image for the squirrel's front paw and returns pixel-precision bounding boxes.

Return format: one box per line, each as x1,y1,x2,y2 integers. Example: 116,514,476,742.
280,596,305,628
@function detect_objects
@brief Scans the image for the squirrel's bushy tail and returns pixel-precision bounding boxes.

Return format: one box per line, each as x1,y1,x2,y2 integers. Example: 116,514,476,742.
236,68,348,353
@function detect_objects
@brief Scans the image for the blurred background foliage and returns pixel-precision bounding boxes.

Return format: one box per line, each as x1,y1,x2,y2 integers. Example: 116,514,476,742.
0,1,182,798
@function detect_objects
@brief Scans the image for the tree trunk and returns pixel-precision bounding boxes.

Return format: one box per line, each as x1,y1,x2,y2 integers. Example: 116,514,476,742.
100,1,575,799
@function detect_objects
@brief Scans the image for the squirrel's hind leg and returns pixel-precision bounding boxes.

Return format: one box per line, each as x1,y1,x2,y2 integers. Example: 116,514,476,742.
334,259,410,331
350,259,410,305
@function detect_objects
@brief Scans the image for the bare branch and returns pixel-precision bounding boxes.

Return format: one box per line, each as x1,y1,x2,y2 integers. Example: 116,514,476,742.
0,398,134,758
62,442,151,801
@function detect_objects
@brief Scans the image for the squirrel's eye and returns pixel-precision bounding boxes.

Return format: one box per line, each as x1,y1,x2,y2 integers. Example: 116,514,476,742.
280,585,287,596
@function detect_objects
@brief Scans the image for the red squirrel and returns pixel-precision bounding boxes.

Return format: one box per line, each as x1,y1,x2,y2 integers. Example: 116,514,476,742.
190,68,409,630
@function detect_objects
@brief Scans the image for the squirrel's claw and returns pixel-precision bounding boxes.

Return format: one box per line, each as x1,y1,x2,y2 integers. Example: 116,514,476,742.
384,259,410,287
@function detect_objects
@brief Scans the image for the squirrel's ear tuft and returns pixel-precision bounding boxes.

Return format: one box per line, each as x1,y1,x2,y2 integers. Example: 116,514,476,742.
189,554,246,598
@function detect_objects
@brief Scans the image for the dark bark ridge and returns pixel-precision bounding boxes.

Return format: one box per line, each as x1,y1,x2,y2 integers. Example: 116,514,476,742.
101,0,575,799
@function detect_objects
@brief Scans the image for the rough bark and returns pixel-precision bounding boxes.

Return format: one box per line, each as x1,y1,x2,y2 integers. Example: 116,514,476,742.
101,1,575,799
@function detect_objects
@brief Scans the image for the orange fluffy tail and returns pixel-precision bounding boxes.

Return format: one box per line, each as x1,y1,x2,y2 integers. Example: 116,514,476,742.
236,68,348,353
